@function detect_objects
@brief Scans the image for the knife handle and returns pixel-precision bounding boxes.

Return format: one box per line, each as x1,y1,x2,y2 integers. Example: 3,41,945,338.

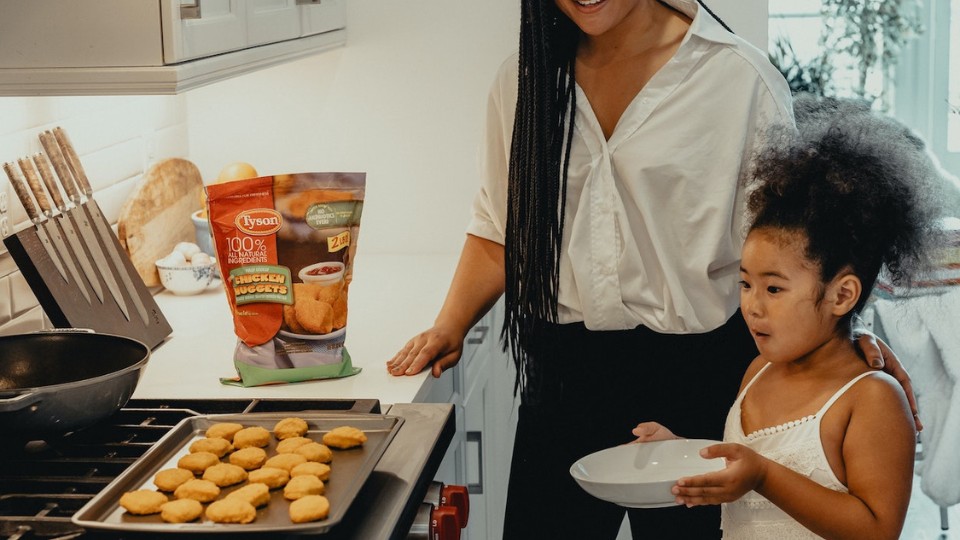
53,127,94,198
33,154,67,212
39,131,82,204
18,157,54,216
3,162,42,223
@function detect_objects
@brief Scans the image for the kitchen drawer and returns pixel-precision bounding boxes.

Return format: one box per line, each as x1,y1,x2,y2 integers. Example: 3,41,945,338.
0,0,347,95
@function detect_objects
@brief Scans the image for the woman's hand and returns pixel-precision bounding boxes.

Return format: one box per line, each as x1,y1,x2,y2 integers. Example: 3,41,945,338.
631,422,679,442
672,443,766,506
387,325,465,378
854,332,922,431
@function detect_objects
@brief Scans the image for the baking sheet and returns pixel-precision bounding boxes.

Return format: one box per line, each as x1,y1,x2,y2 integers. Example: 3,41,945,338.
72,412,403,534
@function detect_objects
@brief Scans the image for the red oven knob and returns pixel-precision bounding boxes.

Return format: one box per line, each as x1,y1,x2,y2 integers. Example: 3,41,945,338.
440,484,469,528
431,505,461,540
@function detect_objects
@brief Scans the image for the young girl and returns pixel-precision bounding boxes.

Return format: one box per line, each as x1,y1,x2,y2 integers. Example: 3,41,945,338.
633,94,944,539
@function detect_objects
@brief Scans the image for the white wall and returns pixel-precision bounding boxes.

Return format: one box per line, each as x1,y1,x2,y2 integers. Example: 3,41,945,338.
185,0,521,257
0,0,764,335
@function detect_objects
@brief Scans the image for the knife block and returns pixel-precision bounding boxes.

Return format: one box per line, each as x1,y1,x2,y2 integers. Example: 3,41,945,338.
4,226,172,349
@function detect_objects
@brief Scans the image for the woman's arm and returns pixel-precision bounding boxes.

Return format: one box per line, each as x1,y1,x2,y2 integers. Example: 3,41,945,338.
674,375,915,540
387,234,505,377
854,331,922,431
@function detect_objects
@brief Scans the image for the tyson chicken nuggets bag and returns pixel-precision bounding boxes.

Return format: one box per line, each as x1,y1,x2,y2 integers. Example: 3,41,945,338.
207,172,364,386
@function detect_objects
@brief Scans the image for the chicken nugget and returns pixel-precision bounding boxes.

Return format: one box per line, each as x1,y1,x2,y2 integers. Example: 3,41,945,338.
226,482,271,508
294,442,333,463
202,463,248,487
189,437,233,457
294,297,334,334
177,451,220,474
276,436,312,454
283,474,325,500
160,498,203,523
312,283,341,305
283,302,307,334
205,498,257,524
119,490,168,515
274,417,309,440
322,426,367,450
332,291,348,330
289,495,330,523
173,479,220,503
205,422,244,442
233,426,271,449
291,461,331,481
154,468,195,492
229,446,268,470
264,453,308,472
248,467,290,489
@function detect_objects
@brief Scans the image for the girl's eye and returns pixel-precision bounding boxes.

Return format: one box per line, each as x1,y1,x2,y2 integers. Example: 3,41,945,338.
766,286,781,294
738,280,750,289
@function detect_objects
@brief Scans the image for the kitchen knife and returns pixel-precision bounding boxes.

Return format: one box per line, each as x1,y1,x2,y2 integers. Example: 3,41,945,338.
51,127,146,325
31,150,106,306
2,162,71,285
12,158,94,304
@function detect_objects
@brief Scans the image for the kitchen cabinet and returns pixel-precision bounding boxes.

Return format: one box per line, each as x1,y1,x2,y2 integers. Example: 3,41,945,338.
417,300,521,539
0,0,346,96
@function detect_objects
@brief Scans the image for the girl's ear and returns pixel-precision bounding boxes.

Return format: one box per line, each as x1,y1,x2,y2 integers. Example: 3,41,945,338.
829,273,861,316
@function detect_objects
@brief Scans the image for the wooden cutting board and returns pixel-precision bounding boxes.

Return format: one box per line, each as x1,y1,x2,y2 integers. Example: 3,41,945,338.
118,158,204,287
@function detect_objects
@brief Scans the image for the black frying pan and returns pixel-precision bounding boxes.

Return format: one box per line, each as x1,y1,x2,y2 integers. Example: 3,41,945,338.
0,331,149,437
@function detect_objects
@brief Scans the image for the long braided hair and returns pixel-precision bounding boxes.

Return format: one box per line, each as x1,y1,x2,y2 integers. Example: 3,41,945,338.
504,0,578,398
503,0,727,398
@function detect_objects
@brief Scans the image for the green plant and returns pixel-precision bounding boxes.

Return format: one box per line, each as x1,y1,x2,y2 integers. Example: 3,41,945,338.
769,35,836,97
820,0,924,102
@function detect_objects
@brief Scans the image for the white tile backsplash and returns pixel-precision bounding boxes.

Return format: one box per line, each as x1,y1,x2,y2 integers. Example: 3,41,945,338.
0,94,188,333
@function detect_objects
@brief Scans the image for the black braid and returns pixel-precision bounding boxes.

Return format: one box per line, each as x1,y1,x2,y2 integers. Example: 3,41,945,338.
504,0,727,399
504,0,578,399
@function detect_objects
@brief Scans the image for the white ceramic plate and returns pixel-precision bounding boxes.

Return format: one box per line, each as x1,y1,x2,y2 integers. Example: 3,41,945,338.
278,327,346,341
570,439,724,508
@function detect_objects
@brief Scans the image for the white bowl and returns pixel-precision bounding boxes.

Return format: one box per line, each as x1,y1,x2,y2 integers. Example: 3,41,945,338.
570,439,724,508
155,261,216,295
298,261,345,285
190,209,215,257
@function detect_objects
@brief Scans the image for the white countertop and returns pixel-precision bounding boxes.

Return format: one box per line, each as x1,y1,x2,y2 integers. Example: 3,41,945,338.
132,252,459,404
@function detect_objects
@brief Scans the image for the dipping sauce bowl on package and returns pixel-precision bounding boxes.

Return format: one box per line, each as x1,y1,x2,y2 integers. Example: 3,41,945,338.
206,172,365,387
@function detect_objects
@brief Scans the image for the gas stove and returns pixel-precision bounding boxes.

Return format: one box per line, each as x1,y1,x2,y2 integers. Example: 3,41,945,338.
0,398,455,540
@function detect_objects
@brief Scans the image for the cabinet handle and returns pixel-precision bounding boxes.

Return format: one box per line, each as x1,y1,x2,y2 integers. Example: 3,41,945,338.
466,325,489,345
180,0,202,19
466,431,483,494
296,0,323,4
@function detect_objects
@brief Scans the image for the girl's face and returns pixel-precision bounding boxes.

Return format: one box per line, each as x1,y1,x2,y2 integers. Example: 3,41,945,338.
552,0,644,37
739,228,852,365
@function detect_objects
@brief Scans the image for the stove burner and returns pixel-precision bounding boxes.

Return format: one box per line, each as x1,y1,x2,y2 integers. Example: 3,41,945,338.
0,398,380,539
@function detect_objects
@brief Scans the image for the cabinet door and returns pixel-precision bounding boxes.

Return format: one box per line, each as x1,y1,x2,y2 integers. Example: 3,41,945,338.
299,0,347,36
161,0,247,64
246,0,301,47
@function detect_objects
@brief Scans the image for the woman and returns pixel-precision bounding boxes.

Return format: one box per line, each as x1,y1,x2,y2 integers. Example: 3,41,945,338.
388,1,918,538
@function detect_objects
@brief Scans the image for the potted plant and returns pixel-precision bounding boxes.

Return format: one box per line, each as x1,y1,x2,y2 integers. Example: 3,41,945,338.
820,0,924,104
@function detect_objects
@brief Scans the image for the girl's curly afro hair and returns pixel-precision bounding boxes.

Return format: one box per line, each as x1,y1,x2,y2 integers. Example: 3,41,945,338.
746,93,944,314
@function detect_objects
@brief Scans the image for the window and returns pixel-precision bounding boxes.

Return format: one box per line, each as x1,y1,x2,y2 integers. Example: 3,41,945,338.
769,0,960,179
950,0,960,151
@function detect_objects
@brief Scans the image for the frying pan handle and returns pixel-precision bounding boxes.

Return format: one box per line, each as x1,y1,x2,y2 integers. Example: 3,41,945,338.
0,392,42,412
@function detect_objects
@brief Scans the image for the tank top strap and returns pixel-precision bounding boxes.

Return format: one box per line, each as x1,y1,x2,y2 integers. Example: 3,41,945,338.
816,371,878,416
736,362,773,401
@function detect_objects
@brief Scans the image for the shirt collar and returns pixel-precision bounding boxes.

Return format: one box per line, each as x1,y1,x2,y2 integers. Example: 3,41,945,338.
661,0,739,46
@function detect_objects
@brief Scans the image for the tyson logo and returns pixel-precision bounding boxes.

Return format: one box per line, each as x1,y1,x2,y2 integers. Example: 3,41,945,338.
236,209,283,236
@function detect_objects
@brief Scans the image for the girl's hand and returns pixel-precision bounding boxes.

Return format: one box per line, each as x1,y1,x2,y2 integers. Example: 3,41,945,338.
854,332,922,431
672,443,766,506
631,422,679,442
